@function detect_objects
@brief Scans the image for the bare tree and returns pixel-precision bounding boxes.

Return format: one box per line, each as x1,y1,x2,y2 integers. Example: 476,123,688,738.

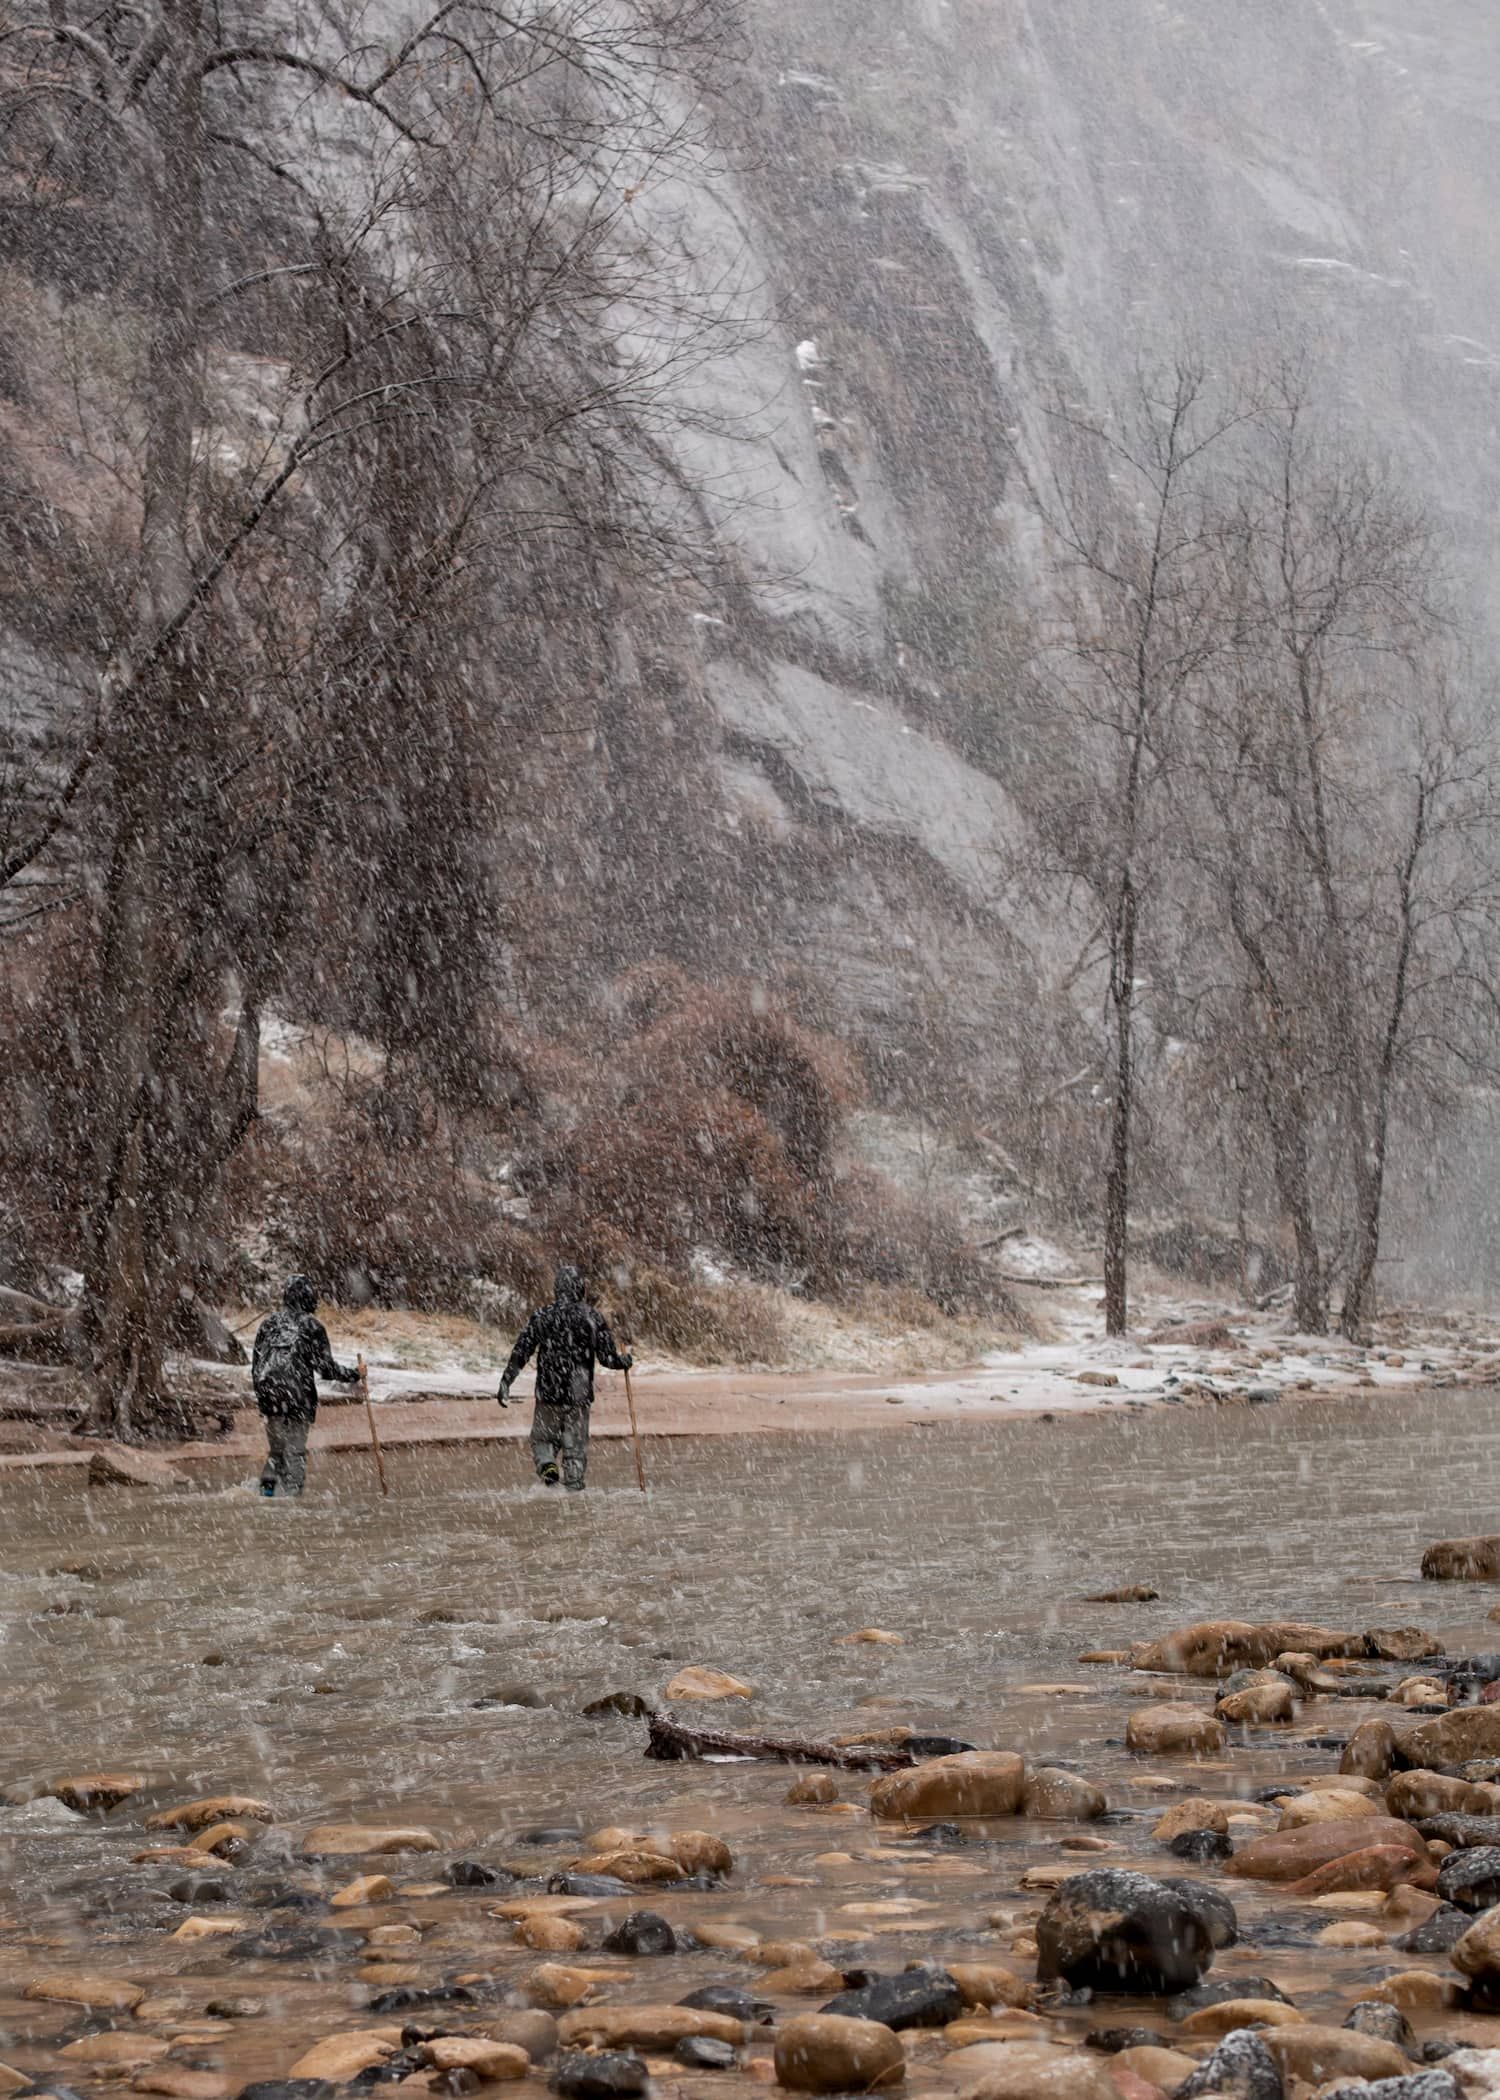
1172,372,1500,1336
0,0,742,1433
1016,361,1249,1334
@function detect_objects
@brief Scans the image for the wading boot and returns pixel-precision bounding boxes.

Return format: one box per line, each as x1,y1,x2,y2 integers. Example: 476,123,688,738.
538,1462,561,1487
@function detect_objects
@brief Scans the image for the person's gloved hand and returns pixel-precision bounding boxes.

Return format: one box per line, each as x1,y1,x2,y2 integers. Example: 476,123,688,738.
621,1354,634,1372
496,1381,511,1409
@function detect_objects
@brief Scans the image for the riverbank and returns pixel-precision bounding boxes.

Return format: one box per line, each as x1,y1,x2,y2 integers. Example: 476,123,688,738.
1,1279,1496,1472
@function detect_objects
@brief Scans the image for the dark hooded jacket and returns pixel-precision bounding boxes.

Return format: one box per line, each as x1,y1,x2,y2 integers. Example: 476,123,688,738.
499,1267,631,1412
252,1276,360,1421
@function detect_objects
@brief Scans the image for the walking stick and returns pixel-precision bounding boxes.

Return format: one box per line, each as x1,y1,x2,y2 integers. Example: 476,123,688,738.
623,1364,647,1493
359,1353,389,1498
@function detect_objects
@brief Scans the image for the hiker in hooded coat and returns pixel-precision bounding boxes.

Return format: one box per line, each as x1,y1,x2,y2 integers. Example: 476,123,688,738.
497,1265,632,1490
251,1275,361,1496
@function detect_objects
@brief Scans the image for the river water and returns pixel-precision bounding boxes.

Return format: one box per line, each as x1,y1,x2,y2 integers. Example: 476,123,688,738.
4,1392,1500,2089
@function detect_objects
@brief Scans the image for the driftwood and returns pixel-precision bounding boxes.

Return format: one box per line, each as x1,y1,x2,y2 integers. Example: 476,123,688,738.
996,1273,1103,1291
646,1713,915,1770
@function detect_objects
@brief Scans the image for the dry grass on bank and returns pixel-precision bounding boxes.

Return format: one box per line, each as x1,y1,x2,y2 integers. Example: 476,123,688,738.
226,1279,1034,1378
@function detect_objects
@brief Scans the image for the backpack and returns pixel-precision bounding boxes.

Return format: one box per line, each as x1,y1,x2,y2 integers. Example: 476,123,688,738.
254,1313,304,1408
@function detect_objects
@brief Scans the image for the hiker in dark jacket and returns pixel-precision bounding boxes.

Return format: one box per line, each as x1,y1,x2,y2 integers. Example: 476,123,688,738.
497,1265,632,1491
251,1275,360,1496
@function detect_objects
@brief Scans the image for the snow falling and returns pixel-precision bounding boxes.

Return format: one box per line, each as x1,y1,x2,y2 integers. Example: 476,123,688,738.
7,1,1500,2093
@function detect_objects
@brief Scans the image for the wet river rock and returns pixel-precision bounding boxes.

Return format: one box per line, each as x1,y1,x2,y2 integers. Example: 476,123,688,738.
1223,1815,1427,1881
1035,1868,1223,1994
1387,1770,1500,1821
1342,1718,1400,1780
1399,1707,1500,1766
1173,2030,1283,2099
1344,2000,1416,2049
1321,2077,1462,2100
1166,1828,1233,1862
1435,1844,1500,1909
1133,1619,1364,1676
1394,1903,1472,1953
236,2084,334,2100
1421,1534,1500,1580
601,1910,676,1956
819,1966,963,2029
673,2038,737,2071
1264,2023,1412,2084
1168,1977,1293,2021
868,1750,1024,1820
556,2007,745,2051
550,2053,647,2100
444,1861,514,1888
678,1987,774,2024
1125,1703,1226,1756
1416,1813,1500,1849
772,2014,904,2095
960,2052,1118,2099
1019,1767,1107,1819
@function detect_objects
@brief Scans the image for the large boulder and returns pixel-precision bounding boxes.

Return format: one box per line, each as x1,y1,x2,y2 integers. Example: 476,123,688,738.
869,1751,1025,1820
1399,1708,1500,1767
772,2014,904,2094
1422,1535,1500,1580
1224,1817,1426,1882
1034,1868,1221,1994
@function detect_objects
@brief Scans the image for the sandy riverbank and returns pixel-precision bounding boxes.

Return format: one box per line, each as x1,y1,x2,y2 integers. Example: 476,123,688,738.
3,1281,1499,1473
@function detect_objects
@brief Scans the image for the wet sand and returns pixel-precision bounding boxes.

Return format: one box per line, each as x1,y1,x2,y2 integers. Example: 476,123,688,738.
5,1393,1500,2096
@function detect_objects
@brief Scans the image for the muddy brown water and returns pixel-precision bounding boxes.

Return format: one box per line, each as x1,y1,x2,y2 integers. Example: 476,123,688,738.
5,1393,1500,2091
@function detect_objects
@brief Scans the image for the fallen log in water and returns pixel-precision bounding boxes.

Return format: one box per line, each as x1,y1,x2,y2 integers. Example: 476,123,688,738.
645,1713,916,1769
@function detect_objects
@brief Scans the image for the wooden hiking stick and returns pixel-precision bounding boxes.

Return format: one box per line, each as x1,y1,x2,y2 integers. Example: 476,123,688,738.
623,1364,647,1492
359,1353,389,1497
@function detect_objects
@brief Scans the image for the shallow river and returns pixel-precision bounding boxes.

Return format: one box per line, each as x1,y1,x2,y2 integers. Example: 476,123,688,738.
4,1391,1500,2090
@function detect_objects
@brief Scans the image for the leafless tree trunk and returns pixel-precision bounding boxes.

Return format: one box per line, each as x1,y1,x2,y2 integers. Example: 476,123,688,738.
1015,361,1250,1335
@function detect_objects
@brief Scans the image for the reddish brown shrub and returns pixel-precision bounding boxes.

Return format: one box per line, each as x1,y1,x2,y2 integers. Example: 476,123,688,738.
239,1115,549,1313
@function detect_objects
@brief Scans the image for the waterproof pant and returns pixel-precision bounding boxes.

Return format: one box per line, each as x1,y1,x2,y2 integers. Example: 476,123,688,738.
260,1413,311,1495
531,1401,590,1490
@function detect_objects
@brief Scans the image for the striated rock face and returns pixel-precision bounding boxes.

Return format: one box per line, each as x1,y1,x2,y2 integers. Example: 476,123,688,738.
10,0,1500,1239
